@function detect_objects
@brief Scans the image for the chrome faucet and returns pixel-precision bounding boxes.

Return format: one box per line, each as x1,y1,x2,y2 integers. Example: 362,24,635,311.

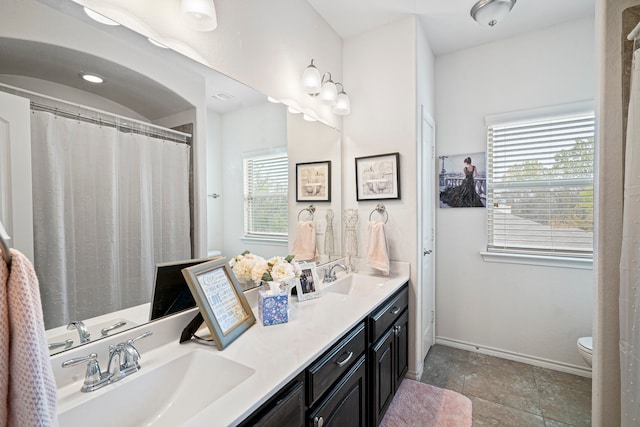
323,263,349,283
61,353,109,392
67,320,91,343
62,331,153,393
107,331,153,382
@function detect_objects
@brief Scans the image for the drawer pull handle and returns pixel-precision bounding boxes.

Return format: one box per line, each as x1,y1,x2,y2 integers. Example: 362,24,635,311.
390,307,400,315
335,351,354,367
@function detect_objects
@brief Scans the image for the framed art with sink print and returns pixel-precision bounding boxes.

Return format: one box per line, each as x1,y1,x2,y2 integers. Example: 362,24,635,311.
296,161,331,202
355,152,401,201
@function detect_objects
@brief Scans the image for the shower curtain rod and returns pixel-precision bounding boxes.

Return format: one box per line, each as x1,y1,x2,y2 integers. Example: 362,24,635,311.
0,82,191,143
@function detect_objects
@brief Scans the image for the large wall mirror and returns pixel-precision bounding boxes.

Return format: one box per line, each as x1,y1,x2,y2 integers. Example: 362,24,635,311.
0,0,341,355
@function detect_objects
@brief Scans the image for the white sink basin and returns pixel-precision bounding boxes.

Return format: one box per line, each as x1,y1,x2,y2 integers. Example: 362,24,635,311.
58,349,255,427
322,273,386,297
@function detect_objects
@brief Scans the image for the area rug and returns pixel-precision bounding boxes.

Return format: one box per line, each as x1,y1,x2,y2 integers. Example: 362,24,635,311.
380,379,472,427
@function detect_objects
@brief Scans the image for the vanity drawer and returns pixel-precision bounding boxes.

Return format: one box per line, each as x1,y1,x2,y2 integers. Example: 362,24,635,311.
368,285,408,344
306,322,366,407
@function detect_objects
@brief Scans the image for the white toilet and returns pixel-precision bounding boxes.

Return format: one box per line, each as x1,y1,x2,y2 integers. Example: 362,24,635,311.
577,336,593,367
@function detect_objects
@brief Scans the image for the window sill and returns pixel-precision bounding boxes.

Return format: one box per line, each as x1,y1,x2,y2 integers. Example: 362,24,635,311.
241,236,288,246
480,251,593,270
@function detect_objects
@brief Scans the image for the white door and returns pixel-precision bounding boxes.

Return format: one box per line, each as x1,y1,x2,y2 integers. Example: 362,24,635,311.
420,108,436,361
0,91,34,261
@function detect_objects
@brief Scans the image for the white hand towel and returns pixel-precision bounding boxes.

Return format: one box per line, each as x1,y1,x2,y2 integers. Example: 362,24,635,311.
365,221,390,275
293,221,318,261
1,249,59,427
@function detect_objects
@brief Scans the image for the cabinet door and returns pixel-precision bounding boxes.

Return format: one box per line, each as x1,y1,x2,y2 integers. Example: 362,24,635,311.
394,310,409,387
307,355,366,427
370,328,395,426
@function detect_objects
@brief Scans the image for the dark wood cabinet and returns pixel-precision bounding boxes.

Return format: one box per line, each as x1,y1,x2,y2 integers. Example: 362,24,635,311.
306,355,367,427
368,286,409,426
240,282,409,427
239,373,305,427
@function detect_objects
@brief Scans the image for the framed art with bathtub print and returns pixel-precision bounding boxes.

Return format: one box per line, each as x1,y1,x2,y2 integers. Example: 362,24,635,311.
355,152,401,201
295,262,322,302
181,258,255,350
296,161,331,202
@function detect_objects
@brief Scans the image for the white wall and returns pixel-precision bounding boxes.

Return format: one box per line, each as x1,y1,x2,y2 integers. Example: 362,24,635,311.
221,101,288,259
343,16,436,379
435,17,595,371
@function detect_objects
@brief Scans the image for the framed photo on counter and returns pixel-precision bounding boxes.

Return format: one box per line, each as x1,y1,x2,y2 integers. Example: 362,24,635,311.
295,262,321,302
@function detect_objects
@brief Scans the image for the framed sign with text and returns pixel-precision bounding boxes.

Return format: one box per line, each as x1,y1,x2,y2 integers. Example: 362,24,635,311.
182,258,255,350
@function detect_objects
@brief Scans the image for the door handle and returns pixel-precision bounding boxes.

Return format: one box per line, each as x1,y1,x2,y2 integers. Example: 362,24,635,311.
423,249,432,255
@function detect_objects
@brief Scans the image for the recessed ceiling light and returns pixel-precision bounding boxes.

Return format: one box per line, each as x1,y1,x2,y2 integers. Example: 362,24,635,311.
148,38,169,49
213,91,234,101
81,73,104,84
83,7,120,26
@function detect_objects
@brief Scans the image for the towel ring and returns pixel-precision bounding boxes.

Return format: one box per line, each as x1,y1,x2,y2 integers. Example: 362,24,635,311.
297,205,316,221
369,203,389,224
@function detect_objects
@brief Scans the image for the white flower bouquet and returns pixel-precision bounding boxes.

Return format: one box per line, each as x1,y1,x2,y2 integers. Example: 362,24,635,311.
251,255,300,284
229,251,265,283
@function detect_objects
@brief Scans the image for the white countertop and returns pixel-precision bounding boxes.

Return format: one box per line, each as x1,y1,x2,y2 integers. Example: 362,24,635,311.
53,262,409,427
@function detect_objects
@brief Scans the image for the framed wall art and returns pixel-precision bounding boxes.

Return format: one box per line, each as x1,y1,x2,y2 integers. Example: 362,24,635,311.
355,152,400,201
296,161,331,202
438,152,486,208
181,258,255,350
295,262,322,302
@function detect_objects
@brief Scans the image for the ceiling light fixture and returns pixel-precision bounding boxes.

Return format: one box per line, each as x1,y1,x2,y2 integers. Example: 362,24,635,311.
148,38,169,49
81,73,104,84
470,0,516,27
301,60,350,115
181,0,218,31
83,7,120,26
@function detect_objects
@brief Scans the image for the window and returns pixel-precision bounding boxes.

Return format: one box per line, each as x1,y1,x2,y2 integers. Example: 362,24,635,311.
486,108,595,259
243,152,288,240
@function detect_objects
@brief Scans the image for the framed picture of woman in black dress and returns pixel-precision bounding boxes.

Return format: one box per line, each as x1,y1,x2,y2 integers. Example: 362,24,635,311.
438,152,486,208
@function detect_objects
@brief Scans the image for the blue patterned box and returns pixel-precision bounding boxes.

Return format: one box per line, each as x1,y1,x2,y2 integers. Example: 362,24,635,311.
258,290,289,326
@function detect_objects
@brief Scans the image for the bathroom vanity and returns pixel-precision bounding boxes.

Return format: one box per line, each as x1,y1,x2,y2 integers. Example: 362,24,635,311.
52,264,410,427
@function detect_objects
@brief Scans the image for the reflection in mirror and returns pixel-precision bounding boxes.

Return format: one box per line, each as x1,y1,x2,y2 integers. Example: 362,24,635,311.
1,0,341,355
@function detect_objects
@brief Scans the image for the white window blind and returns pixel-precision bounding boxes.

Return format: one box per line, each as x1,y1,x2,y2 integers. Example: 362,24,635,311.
487,112,595,258
244,153,288,238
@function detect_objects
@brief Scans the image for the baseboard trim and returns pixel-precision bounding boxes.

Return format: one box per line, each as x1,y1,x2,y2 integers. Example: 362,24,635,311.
435,337,592,378
406,365,423,381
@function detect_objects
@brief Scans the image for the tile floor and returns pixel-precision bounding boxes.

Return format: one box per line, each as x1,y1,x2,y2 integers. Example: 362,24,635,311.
420,345,592,427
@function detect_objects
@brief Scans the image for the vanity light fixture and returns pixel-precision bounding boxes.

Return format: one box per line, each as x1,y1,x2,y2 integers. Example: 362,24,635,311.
181,0,218,31
81,73,104,84
83,7,120,26
318,73,338,106
301,60,350,115
301,59,322,95
332,83,350,116
470,0,516,27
